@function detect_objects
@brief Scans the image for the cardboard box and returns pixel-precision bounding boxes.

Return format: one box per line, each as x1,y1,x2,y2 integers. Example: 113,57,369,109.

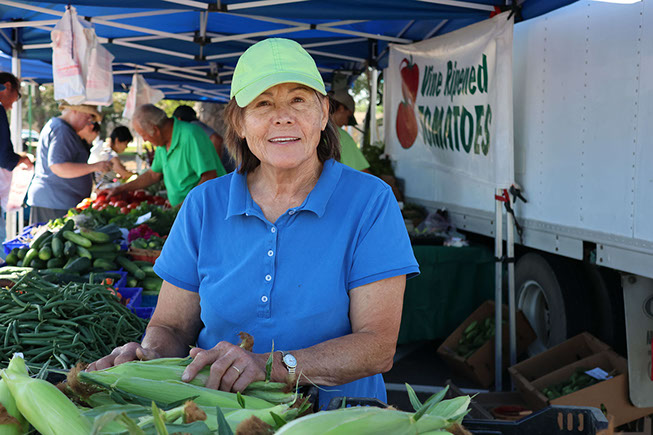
436,300,536,388
509,333,653,427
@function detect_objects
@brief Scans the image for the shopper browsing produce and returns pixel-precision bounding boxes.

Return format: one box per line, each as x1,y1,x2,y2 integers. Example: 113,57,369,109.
88,125,136,182
100,104,226,206
89,38,419,410
26,104,112,224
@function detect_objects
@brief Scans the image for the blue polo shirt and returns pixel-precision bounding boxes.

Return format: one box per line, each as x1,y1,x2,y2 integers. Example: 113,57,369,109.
154,159,419,408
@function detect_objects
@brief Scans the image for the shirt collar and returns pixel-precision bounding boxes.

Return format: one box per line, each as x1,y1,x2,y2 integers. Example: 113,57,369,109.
168,118,182,153
225,159,342,220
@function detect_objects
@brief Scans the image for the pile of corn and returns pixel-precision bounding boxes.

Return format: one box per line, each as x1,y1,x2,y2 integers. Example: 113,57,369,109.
0,354,473,434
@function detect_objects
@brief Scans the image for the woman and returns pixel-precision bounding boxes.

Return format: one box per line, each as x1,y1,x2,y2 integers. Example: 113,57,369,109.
89,38,419,409
88,126,135,181
78,121,100,152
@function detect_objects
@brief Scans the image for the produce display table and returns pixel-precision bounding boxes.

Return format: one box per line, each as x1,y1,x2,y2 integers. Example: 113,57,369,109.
397,243,495,345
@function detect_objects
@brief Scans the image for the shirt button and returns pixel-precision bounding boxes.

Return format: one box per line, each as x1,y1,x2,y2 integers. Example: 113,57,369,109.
271,227,276,233
267,250,274,257
265,274,272,282
288,210,295,215
261,296,268,303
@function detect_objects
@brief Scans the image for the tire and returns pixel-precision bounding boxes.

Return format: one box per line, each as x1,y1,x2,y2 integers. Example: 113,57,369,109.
515,252,592,355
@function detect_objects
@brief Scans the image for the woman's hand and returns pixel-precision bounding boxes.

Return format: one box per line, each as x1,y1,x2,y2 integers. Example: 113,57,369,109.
182,342,268,392
86,342,161,371
93,160,113,174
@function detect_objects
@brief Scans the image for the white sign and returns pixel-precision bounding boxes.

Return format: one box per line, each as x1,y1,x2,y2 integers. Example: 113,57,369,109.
386,12,515,188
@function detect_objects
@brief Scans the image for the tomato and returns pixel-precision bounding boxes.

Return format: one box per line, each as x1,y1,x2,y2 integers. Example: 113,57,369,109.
95,194,107,203
114,200,128,208
97,204,107,211
133,190,147,200
396,101,418,149
400,57,419,105
92,202,102,210
120,206,130,215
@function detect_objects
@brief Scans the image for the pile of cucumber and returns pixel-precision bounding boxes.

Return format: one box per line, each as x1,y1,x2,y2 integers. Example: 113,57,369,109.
456,316,497,359
541,368,601,400
124,260,163,293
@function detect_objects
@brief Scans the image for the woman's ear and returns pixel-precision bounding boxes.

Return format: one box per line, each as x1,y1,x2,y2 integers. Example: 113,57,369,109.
320,96,330,131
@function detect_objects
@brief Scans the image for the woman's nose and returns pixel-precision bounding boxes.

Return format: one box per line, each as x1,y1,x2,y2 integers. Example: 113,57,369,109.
272,105,294,125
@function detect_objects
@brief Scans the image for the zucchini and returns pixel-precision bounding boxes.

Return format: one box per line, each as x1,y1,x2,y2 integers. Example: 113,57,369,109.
80,229,111,243
115,256,146,280
30,258,46,269
63,256,91,273
51,237,64,258
64,241,77,258
30,230,52,250
46,257,66,269
63,231,92,248
17,247,28,260
76,246,92,260
38,246,52,261
22,248,39,268
93,258,117,271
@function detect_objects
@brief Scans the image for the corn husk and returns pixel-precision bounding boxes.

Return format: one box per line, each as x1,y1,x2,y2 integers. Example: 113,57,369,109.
0,378,26,435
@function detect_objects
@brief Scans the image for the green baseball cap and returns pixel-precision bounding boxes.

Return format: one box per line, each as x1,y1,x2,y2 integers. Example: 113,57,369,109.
230,38,326,107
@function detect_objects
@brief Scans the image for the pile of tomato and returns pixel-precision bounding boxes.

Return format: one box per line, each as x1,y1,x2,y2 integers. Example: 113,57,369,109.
77,190,169,214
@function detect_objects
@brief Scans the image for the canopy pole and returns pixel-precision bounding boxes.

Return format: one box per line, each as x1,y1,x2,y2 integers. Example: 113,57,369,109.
370,68,378,145
494,188,503,391
507,192,517,381
6,50,23,240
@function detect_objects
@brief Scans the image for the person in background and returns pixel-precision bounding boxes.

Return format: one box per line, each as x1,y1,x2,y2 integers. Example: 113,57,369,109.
101,104,225,207
0,72,32,254
26,104,112,224
88,125,135,181
88,38,418,410
173,105,235,173
329,89,371,173
78,121,100,151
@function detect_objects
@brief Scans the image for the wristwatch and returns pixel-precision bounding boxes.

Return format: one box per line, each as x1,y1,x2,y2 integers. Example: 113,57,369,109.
280,351,297,375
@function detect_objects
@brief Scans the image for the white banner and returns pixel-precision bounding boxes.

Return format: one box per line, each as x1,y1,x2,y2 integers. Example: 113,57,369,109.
386,12,514,188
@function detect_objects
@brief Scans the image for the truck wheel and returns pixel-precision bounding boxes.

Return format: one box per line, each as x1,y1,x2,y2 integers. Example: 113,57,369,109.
583,264,626,355
515,253,592,355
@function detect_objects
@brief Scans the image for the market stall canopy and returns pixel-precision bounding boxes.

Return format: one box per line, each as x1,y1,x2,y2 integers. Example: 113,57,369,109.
0,0,578,102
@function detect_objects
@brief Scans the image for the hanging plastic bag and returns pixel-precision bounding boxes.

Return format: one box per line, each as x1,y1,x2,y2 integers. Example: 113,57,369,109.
122,74,165,120
84,29,114,105
51,6,85,104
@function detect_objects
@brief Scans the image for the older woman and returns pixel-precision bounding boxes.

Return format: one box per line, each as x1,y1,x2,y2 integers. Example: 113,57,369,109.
89,38,419,408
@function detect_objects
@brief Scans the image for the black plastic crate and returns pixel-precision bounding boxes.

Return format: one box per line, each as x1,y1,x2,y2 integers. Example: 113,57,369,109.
326,398,609,435
463,406,609,435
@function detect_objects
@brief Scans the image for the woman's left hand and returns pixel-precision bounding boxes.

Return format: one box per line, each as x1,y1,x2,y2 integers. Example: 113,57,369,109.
182,342,268,392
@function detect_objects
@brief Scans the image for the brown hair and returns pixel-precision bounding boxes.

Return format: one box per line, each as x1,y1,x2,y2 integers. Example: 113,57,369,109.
224,92,341,174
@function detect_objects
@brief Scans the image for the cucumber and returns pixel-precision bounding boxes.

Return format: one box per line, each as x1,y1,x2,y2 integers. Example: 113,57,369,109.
51,237,64,258
60,219,75,233
76,246,92,260
88,243,121,254
46,257,66,269
142,277,163,292
126,277,139,288
131,260,154,268
95,223,123,240
63,256,91,273
30,230,52,250
22,248,39,268
140,264,158,278
38,267,66,275
9,248,19,256
80,229,111,243
90,252,119,262
93,258,117,271
62,231,92,248
64,241,77,258
17,247,28,260
38,246,52,261
115,256,146,280
4,252,18,266
30,258,46,269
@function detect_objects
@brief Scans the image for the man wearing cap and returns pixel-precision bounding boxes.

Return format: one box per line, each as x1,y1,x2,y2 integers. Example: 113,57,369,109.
102,104,225,207
0,72,33,253
26,104,112,224
329,89,370,173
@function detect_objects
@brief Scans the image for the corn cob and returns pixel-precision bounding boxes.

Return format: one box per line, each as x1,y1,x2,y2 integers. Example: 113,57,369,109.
0,355,91,435
0,378,26,435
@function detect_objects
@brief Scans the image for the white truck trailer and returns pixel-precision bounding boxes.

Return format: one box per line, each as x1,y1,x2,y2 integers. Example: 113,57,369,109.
385,0,653,406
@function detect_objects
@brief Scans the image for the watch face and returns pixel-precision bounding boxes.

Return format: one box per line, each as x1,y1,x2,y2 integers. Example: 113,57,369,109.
283,353,297,368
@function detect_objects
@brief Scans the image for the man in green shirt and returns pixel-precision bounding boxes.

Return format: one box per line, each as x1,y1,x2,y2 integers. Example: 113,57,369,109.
103,104,225,206
330,89,370,173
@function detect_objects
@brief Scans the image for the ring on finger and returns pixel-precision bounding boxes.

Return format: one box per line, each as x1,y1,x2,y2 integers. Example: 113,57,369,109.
231,365,241,374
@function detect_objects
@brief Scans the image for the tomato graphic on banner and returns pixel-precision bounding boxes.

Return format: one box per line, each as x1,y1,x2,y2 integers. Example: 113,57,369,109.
396,56,419,149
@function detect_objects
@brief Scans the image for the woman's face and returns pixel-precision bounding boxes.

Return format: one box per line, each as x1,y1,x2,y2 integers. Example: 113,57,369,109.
240,82,329,171
112,140,129,154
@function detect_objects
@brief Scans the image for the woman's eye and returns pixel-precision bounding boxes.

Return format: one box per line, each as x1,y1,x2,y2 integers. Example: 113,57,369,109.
256,100,270,107
292,97,305,103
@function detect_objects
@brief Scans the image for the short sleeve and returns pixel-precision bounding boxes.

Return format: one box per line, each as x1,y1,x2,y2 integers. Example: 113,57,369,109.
150,147,165,173
153,191,202,291
186,126,225,176
348,185,419,289
48,125,79,165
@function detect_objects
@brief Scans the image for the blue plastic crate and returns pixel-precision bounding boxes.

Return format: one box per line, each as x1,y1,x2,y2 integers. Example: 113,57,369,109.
2,237,30,255
118,287,142,310
141,293,159,307
134,306,154,319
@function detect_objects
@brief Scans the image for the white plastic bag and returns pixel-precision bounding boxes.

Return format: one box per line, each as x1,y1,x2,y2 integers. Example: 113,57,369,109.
51,6,85,104
122,74,165,120
51,6,114,106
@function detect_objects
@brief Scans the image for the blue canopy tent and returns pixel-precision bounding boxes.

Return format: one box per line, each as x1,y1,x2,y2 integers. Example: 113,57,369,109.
0,0,578,102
